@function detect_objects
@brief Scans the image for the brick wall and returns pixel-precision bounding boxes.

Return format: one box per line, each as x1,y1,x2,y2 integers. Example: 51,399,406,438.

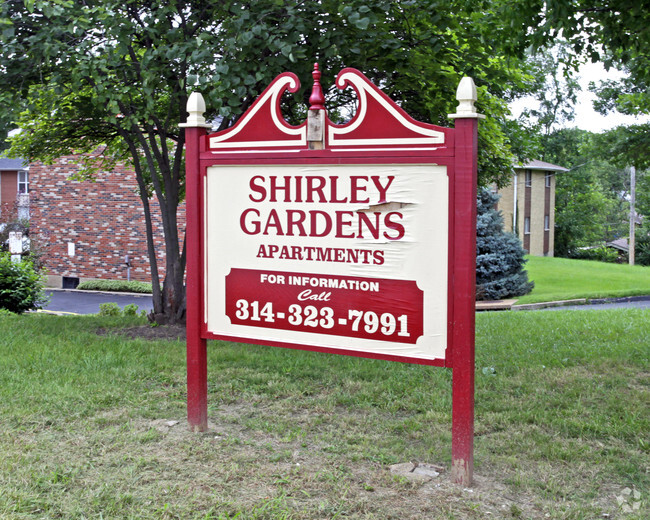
30,155,186,285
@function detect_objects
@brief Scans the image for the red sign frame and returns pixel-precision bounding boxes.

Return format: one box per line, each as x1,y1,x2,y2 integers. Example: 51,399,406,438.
182,66,479,484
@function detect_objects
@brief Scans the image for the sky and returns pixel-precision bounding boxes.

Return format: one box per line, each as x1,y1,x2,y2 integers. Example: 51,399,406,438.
510,61,650,133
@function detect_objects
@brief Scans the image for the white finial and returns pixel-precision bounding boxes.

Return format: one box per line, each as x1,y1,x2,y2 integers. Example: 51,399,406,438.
448,77,485,119
179,92,212,128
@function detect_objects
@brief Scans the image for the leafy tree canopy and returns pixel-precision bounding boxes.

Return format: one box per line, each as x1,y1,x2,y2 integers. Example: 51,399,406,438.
0,0,544,321
501,0,650,67
542,128,635,255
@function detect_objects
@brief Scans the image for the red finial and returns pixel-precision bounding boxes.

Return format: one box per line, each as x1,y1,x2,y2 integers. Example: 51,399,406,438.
309,63,326,111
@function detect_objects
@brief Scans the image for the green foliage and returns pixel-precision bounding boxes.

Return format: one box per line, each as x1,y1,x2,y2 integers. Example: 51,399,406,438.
637,171,650,217
98,302,145,317
635,224,650,266
502,1,650,173
542,129,630,255
77,280,153,294
122,303,141,317
0,0,547,322
98,302,122,317
567,246,620,264
594,125,650,171
501,0,650,67
0,252,48,313
519,44,582,135
475,188,534,300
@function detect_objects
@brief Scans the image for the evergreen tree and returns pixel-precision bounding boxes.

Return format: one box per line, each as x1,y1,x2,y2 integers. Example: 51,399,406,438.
475,188,534,300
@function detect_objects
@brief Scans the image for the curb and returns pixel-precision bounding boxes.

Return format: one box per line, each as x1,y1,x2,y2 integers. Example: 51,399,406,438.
45,288,153,298
477,295,650,312
511,299,587,311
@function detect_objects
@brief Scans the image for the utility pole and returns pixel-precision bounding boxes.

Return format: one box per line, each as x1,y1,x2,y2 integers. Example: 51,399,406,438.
629,166,636,265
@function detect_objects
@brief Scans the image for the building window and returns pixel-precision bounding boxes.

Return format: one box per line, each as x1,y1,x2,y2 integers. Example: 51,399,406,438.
524,217,531,234
525,169,532,187
18,170,29,193
544,215,550,231
545,172,552,187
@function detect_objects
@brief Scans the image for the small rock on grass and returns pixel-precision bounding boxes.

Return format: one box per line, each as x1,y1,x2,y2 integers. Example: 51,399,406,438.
389,462,444,481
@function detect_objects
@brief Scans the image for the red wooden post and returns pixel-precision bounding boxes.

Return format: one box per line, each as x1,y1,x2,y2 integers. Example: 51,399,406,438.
449,77,482,485
180,93,211,432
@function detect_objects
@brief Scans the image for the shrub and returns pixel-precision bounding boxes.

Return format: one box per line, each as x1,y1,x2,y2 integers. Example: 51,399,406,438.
122,303,140,316
475,188,534,300
98,302,146,318
77,279,153,294
98,302,122,316
635,226,650,266
0,252,48,313
567,245,621,263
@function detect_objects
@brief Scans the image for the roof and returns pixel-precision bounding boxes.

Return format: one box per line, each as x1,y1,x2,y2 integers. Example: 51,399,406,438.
607,238,629,252
514,159,569,172
0,157,28,171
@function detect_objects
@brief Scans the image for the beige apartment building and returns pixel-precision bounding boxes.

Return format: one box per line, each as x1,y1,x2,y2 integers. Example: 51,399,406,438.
496,160,568,257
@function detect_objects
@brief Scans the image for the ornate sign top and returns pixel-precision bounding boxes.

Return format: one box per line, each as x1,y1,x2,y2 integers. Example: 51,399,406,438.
201,65,454,153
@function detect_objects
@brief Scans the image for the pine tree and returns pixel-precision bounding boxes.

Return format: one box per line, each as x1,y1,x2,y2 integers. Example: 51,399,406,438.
475,188,534,300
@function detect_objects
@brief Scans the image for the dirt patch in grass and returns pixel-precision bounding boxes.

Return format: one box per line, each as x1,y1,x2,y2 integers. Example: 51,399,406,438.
97,324,186,341
100,413,548,519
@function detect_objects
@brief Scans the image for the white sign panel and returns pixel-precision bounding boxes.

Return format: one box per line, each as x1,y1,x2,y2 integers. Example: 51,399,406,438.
205,164,449,362
8,231,22,255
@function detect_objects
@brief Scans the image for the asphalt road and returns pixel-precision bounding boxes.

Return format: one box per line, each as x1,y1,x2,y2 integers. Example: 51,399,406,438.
43,290,154,315
41,290,650,315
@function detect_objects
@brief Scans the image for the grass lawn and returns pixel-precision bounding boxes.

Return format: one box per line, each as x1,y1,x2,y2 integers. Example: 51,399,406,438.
518,256,650,304
0,310,648,519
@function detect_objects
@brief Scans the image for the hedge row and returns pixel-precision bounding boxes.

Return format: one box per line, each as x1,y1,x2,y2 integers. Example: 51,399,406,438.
77,280,153,294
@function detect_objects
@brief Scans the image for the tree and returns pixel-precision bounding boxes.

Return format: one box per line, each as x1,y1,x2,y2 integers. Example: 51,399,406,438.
502,1,650,163
542,128,629,255
517,44,582,136
1,0,542,323
500,1,650,68
475,188,534,300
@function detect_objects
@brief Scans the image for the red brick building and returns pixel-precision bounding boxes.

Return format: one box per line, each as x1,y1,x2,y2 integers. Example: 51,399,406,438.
29,155,185,288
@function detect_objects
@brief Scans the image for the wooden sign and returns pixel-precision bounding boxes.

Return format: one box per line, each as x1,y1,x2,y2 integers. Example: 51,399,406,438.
181,65,482,485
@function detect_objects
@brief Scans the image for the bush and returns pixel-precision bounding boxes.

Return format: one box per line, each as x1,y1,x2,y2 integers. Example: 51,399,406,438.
633,225,650,266
475,188,534,300
567,245,620,263
98,302,146,318
98,302,122,316
0,252,48,313
77,279,153,294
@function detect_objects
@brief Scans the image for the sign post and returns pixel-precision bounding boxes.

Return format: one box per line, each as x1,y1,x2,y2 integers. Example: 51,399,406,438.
448,78,483,484
181,65,481,483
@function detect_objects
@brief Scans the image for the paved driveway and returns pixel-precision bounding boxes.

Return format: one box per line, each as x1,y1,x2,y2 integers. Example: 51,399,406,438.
42,290,154,315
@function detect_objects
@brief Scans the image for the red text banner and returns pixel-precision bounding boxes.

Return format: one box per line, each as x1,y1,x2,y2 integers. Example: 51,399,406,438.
225,268,423,344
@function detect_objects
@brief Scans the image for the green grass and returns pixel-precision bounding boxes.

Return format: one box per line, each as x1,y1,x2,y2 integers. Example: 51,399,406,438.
0,311,648,519
518,256,650,304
